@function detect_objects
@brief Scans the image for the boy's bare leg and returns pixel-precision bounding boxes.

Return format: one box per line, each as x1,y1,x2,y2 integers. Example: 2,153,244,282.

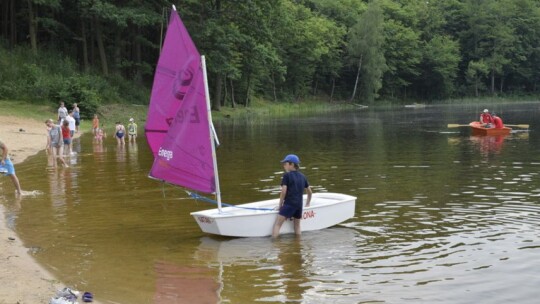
272,215,287,238
10,174,21,195
293,218,301,236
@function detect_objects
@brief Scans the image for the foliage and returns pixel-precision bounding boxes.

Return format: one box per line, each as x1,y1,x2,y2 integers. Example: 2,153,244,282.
0,45,148,118
1,0,540,106
348,0,386,103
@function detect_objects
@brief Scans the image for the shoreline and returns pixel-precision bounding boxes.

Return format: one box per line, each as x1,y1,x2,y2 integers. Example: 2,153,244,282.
0,116,100,303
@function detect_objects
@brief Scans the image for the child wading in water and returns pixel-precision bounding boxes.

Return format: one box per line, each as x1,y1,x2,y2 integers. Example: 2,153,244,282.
272,154,312,238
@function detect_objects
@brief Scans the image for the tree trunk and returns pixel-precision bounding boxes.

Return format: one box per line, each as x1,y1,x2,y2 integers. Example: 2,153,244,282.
10,0,15,47
230,78,236,108
27,0,37,55
245,74,251,107
81,18,89,72
113,31,122,75
500,76,504,93
89,18,95,66
350,56,363,102
134,27,142,83
313,78,318,96
2,0,16,47
94,16,109,76
159,7,165,54
1,0,8,40
213,74,222,111
223,76,229,107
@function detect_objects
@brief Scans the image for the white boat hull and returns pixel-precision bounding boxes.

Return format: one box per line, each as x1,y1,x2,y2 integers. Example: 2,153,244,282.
190,192,356,237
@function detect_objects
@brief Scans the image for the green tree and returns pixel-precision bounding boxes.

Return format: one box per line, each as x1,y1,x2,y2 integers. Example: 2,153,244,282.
380,1,422,99
466,59,489,96
348,0,386,103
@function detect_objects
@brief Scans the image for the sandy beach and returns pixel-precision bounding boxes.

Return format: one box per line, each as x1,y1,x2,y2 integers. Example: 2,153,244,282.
0,116,99,303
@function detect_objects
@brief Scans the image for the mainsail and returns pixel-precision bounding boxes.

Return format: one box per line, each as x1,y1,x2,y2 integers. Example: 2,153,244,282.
145,8,200,155
146,8,217,194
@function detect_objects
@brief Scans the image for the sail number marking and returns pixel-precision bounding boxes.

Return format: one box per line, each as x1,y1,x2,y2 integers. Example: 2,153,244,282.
178,106,200,123
289,210,316,221
303,210,316,219
197,216,214,224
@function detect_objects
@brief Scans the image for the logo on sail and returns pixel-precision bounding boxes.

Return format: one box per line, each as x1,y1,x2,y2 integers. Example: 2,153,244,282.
173,58,196,101
158,147,173,161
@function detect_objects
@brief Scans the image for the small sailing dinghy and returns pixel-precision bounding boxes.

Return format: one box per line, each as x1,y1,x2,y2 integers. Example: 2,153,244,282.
145,6,356,237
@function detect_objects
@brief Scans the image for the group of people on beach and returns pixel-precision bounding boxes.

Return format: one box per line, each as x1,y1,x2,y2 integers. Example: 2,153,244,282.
0,101,80,195
46,101,82,168
1,101,139,196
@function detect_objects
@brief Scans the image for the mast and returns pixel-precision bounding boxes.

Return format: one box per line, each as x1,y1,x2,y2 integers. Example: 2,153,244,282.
201,55,222,212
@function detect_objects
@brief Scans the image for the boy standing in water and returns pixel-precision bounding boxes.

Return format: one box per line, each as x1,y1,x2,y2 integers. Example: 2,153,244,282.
272,154,312,238
0,140,22,195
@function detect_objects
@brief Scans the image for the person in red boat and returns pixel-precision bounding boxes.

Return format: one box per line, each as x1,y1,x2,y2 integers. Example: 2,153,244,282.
491,113,504,129
480,109,493,127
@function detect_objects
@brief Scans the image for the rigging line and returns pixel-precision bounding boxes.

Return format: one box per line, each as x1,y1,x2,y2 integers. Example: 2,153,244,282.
187,191,275,211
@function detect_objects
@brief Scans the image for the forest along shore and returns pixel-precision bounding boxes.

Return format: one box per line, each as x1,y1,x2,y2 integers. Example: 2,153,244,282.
0,116,102,303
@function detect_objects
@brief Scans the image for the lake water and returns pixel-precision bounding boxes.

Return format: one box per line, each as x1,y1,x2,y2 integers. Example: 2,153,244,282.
2,103,540,303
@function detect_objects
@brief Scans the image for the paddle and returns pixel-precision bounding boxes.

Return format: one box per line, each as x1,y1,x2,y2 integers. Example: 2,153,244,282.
447,123,530,128
504,124,529,128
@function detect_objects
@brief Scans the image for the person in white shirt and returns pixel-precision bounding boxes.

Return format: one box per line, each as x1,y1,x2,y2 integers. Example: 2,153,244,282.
65,112,77,155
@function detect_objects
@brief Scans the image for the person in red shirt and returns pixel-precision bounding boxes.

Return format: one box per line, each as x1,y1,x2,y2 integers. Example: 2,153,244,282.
480,109,493,126
61,120,72,155
492,113,504,129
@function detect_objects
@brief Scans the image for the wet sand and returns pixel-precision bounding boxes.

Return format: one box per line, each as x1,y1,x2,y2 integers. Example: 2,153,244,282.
0,116,101,303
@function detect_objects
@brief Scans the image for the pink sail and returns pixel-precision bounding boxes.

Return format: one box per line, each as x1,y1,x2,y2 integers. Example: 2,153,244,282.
147,9,216,194
145,9,200,155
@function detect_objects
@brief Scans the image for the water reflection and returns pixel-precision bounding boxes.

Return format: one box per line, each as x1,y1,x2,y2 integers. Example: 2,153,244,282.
153,261,218,304
469,134,507,156
128,141,139,169
196,228,359,302
4,103,540,303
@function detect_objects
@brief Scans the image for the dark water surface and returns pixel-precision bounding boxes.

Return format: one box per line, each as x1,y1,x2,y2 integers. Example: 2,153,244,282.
2,103,540,303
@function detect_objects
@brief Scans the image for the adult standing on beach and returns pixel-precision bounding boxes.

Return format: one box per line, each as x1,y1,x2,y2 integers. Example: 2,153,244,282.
72,103,81,133
128,118,137,142
45,119,69,168
57,101,68,124
0,140,22,195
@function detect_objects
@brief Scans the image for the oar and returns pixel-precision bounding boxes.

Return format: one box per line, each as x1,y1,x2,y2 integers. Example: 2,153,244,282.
447,124,470,128
448,123,530,129
505,124,529,128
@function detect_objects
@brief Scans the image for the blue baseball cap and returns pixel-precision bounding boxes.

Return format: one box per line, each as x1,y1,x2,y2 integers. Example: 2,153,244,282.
281,154,300,164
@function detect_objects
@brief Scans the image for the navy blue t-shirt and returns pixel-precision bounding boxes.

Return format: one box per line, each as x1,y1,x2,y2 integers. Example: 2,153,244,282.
281,171,309,207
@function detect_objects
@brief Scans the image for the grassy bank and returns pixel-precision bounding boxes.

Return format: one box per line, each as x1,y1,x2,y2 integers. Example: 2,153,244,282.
4,95,538,130
0,98,356,137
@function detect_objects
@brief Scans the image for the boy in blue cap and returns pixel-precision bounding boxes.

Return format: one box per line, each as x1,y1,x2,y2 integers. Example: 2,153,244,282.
272,154,312,238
